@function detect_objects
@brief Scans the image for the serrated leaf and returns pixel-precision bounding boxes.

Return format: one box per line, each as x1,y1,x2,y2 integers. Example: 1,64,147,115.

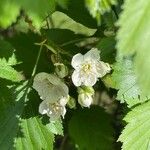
0,39,23,82
0,56,23,82
0,0,55,30
68,106,114,150
118,101,150,150
33,72,68,103
116,0,150,95
111,58,149,107
7,32,52,77
0,81,58,149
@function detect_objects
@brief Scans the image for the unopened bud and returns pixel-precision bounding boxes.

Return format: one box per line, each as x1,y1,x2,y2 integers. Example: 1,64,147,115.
67,97,76,109
55,63,68,78
78,93,93,108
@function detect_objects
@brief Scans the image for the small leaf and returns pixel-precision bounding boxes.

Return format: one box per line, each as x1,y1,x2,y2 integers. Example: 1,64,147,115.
0,55,24,82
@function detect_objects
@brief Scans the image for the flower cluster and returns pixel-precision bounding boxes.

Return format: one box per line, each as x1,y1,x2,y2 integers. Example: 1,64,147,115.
71,48,111,107
34,48,111,122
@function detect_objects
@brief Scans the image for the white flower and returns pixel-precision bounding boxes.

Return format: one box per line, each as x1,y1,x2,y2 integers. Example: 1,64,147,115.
39,96,69,121
78,93,93,107
71,48,111,86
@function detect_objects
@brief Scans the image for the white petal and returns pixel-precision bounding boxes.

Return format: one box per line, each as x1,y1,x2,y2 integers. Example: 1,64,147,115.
96,61,111,77
83,73,97,86
39,101,49,115
61,107,66,118
60,96,69,106
72,70,82,86
71,53,84,69
84,48,100,61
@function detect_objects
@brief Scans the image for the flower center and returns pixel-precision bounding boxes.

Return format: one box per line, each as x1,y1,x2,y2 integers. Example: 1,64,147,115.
82,63,92,73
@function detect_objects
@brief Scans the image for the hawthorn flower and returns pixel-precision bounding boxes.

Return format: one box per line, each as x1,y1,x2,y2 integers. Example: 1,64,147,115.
71,48,111,86
39,96,69,121
78,86,94,107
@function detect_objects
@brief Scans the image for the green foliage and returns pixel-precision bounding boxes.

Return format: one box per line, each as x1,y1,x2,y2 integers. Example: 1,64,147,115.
0,0,55,30
85,0,117,24
0,81,63,149
51,11,96,36
117,0,150,95
111,57,149,107
56,0,97,28
1,0,150,149
96,36,116,63
118,101,150,150
0,40,24,82
68,106,114,150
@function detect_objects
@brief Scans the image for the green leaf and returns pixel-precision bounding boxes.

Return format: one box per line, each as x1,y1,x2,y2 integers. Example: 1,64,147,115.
85,0,117,24
96,36,116,64
68,106,114,150
0,0,55,30
0,54,23,82
116,0,150,95
7,32,52,78
0,81,58,149
0,58,24,82
118,101,150,150
51,11,96,36
0,40,24,82
0,0,20,28
56,0,97,28
111,57,149,107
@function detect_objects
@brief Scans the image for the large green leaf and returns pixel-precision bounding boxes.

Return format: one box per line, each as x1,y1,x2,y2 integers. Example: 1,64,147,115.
51,11,96,36
56,0,97,28
111,58,149,107
0,0,55,30
7,32,52,78
68,106,114,150
0,80,63,149
118,101,150,150
116,0,150,95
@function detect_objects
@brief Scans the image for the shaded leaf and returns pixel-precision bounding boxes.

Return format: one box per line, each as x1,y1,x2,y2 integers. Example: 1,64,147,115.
116,0,150,95
111,58,149,107
68,106,114,150
119,101,150,150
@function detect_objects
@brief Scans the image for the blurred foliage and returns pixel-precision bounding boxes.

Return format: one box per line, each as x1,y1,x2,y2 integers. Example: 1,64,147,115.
0,0,150,150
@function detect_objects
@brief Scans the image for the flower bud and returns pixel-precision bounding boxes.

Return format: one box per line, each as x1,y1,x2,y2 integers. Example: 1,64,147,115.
78,93,93,107
67,97,76,109
55,63,68,78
